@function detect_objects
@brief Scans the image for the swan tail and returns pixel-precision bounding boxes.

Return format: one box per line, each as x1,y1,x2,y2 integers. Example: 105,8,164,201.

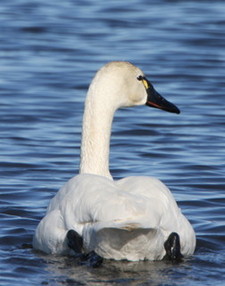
83,220,164,261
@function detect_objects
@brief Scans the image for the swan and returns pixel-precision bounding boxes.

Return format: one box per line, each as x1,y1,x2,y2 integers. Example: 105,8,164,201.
33,61,196,263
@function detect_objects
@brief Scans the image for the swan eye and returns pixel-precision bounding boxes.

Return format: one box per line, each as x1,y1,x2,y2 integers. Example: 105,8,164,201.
137,75,144,81
137,75,149,90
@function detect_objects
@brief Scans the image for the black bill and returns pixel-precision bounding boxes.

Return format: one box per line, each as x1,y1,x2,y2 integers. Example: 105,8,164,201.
146,83,180,114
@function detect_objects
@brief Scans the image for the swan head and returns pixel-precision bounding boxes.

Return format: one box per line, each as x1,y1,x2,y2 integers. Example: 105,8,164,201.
87,61,180,114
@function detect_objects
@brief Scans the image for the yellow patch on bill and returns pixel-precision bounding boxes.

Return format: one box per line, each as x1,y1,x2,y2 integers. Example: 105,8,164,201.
142,79,149,89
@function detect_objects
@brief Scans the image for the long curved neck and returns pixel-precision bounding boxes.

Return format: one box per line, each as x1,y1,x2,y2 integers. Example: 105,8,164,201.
79,93,115,179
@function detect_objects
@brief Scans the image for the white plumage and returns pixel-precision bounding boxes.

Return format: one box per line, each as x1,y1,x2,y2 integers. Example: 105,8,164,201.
33,61,196,261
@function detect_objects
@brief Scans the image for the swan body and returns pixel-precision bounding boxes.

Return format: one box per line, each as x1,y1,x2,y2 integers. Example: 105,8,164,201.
33,61,196,261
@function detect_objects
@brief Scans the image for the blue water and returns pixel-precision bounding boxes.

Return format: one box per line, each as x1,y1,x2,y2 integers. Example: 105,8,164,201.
1,0,225,285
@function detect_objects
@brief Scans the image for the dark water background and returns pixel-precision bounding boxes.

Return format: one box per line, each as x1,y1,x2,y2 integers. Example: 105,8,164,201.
1,0,225,285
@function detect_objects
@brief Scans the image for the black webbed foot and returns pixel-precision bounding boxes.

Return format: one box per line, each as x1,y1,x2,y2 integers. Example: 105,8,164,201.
67,229,103,268
80,251,103,268
163,232,183,263
67,229,83,253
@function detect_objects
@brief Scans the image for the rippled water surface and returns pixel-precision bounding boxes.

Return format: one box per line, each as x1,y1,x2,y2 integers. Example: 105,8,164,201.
1,0,225,285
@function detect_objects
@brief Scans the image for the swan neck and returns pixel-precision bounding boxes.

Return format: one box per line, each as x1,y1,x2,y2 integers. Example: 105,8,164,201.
79,95,115,179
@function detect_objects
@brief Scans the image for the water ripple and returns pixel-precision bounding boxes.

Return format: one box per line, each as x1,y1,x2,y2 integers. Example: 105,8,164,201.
1,0,225,285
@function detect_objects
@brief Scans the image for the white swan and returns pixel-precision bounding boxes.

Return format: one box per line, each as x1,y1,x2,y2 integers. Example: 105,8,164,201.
33,61,196,262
